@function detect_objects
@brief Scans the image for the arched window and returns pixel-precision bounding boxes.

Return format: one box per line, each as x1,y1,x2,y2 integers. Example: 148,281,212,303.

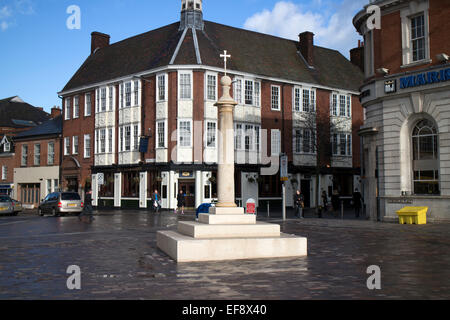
412,119,440,195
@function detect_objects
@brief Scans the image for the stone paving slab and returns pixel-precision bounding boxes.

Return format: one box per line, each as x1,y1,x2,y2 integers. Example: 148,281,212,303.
0,211,449,300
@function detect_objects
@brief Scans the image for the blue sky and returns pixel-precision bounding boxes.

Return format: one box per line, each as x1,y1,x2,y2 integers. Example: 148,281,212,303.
0,0,368,112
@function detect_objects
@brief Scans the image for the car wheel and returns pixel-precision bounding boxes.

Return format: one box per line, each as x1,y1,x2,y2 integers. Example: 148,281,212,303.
38,209,44,217
52,208,58,217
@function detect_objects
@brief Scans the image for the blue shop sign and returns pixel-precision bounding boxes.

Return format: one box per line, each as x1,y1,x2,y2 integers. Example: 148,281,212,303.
400,68,450,89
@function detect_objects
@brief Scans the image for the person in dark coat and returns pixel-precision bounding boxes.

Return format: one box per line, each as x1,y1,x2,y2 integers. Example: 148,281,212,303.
293,190,305,219
353,188,363,218
331,190,340,214
79,190,93,221
176,190,186,215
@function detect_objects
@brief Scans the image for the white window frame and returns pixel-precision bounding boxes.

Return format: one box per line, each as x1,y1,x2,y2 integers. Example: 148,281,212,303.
156,120,168,149
1,165,6,180
21,145,28,166
271,85,281,111
125,82,132,108
178,71,193,100
85,93,91,117
206,73,218,101
108,86,115,112
48,142,55,165
271,129,281,156
205,121,217,148
400,2,430,67
84,134,91,158
331,93,338,116
73,96,79,119
293,87,302,112
235,123,243,150
4,141,10,153
108,128,113,153
64,137,70,156
233,77,243,105
133,124,140,151
65,98,71,120
302,88,316,113
133,80,140,107
156,73,168,102
178,119,193,148
332,132,352,156
72,136,79,155
33,144,40,166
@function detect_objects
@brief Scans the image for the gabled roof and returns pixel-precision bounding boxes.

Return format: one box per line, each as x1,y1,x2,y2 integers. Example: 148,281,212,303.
62,21,364,93
0,96,50,128
14,116,62,139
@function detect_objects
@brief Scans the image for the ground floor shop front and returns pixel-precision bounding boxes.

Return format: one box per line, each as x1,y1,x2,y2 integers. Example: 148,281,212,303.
91,164,361,211
13,166,60,209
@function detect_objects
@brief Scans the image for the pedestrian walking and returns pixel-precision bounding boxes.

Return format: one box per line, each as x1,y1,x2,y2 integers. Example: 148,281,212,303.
79,190,94,222
322,190,328,208
153,190,161,213
353,188,363,218
176,190,186,215
331,190,340,215
293,190,305,219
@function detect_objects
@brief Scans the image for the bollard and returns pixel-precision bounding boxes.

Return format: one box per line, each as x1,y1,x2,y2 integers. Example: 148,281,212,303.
267,201,270,218
341,201,344,220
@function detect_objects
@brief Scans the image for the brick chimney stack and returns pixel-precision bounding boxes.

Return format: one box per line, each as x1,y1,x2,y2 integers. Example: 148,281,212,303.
350,40,365,73
299,31,314,66
51,106,61,118
91,32,110,54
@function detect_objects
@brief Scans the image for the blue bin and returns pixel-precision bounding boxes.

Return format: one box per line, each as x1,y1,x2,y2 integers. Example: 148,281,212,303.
196,203,213,219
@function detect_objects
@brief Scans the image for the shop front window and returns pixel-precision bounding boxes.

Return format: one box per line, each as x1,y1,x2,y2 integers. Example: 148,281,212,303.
122,172,139,198
99,173,114,197
412,119,440,195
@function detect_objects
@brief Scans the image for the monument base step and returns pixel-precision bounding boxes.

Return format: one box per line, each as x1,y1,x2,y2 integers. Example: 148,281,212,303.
157,230,308,262
178,221,280,239
198,213,256,225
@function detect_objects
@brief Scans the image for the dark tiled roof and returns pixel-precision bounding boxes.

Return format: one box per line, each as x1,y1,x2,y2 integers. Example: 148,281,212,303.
0,97,50,128
15,116,62,139
62,20,363,93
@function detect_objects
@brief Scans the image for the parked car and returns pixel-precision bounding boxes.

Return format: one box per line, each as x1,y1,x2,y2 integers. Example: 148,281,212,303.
38,192,84,217
12,199,22,214
0,195,16,216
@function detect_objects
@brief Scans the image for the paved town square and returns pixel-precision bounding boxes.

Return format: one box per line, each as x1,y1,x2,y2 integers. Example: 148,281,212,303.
0,211,448,300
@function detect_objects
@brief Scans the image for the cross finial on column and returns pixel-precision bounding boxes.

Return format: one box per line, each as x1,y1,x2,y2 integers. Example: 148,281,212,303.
220,50,231,76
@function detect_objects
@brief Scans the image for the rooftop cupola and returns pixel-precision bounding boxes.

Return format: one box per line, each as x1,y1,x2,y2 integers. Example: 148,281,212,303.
180,0,204,31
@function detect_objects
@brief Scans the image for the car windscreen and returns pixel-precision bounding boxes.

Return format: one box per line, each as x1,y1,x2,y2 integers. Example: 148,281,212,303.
61,193,81,201
0,196,11,202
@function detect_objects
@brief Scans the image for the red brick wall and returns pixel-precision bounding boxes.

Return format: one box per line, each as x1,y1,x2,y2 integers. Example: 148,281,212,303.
14,138,61,169
168,71,178,162
143,76,157,161
373,0,450,78
0,155,15,183
193,71,205,163
61,92,95,190
352,95,363,168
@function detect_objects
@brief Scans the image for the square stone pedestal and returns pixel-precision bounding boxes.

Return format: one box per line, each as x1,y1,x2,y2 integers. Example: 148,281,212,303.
157,207,307,262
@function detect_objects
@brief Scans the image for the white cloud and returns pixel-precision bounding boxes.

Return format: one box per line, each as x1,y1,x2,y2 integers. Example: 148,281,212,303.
0,6,12,19
244,0,367,58
1,21,9,31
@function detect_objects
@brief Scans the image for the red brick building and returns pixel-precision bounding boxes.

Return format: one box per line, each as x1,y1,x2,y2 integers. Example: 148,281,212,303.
0,96,52,197
12,116,62,208
59,0,364,210
354,0,450,221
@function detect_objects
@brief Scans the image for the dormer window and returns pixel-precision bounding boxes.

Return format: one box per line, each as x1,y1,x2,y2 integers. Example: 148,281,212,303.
4,142,10,153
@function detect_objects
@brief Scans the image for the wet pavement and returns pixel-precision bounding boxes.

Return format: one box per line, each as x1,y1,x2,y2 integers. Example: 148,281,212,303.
0,209,449,300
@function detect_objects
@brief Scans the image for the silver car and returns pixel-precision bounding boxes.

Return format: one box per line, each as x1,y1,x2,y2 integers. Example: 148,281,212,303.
38,192,84,217
0,195,15,216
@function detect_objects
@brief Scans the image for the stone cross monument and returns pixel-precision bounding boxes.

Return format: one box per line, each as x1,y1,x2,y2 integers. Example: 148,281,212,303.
214,51,238,208
156,50,307,262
